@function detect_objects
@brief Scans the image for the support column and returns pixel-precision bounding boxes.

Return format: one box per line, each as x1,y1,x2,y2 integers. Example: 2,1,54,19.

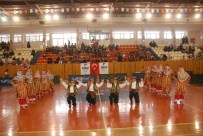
22,34,26,48
171,26,176,45
43,29,46,49
109,28,113,45
10,33,14,50
50,33,52,47
141,26,145,46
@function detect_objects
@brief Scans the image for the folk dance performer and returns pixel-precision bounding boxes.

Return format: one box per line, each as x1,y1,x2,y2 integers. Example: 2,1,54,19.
156,65,164,94
150,65,158,92
162,65,173,96
62,79,83,108
11,70,28,108
34,70,42,97
80,77,104,106
126,76,144,105
46,71,55,92
144,66,151,89
41,70,49,95
174,66,190,104
25,69,36,103
106,77,126,105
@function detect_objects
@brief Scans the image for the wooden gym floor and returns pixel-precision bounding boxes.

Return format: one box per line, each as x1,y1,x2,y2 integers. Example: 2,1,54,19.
0,82,203,136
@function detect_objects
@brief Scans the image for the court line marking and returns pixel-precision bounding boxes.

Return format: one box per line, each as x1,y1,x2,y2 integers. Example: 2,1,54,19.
0,87,14,93
98,89,108,136
0,122,202,134
184,103,203,113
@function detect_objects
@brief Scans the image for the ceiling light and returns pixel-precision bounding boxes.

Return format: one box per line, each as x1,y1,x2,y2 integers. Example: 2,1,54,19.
86,13,93,20
146,13,152,19
45,14,51,21
194,13,201,19
13,16,19,22
176,13,182,19
136,13,142,19
165,13,171,19
53,14,59,20
1,16,7,22
103,13,109,19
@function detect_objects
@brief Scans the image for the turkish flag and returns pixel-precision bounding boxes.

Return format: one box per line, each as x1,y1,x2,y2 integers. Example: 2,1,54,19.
90,62,99,75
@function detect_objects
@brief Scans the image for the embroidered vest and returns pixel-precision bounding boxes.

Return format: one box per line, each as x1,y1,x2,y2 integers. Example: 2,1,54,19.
87,83,98,92
67,85,78,95
129,81,140,92
110,83,120,93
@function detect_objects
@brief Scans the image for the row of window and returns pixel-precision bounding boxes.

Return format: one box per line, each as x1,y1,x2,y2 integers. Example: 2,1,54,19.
0,31,186,43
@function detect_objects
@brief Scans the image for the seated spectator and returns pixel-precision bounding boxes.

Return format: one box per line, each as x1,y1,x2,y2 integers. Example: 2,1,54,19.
4,69,9,78
0,59,4,66
43,52,47,58
162,54,168,60
149,40,158,48
31,49,36,56
47,57,52,64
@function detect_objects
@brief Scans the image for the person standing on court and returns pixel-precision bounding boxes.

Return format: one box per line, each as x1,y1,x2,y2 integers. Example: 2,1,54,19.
106,77,127,105
126,76,144,105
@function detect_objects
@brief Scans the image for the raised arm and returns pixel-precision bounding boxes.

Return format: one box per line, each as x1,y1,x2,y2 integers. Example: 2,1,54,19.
106,79,112,88
119,81,127,88
96,79,104,88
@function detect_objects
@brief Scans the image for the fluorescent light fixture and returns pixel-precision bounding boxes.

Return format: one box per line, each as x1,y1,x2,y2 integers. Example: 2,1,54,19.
53,14,59,20
86,13,93,19
45,14,51,21
13,16,19,22
146,13,152,19
1,16,7,22
194,13,201,19
136,13,142,19
165,13,171,19
103,13,109,19
176,13,182,19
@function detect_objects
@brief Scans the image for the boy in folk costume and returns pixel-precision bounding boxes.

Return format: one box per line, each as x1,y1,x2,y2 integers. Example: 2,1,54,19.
46,71,55,92
64,79,83,108
81,77,104,106
106,77,126,105
126,76,144,105
162,65,173,96
144,66,151,89
34,70,42,98
25,69,36,103
11,70,28,108
174,66,190,104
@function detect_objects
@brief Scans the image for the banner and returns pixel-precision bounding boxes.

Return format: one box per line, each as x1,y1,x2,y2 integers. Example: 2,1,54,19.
99,62,108,74
69,75,96,83
90,62,99,75
80,63,90,75
99,73,127,82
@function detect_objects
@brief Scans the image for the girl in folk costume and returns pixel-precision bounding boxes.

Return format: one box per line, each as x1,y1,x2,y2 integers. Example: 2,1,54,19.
46,71,55,92
34,70,42,97
162,65,173,96
11,70,28,108
126,76,144,105
106,77,126,105
25,69,36,103
41,70,49,95
144,66,151,89
150,65,158,91
156,65,164,94
81,77,104,106
174,66,190,104
62,79,83,108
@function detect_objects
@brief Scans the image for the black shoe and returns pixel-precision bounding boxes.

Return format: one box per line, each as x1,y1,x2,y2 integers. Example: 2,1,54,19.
110,102,113,105
69,104,71,108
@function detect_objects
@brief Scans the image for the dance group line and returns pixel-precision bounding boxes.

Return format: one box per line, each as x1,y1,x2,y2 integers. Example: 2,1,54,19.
11,69,55,108
63,65,190,107
11,65,190,108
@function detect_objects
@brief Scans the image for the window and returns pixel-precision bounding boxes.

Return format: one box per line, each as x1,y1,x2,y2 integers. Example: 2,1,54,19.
52,33,77,46
112,32,134,39
26,33,43,42
0,34,10,42
144,31,160,39
14,34,22,42
82,33,89,40
137,31,142,39
175,31,185,39
46,34,50,41
164,31,173,39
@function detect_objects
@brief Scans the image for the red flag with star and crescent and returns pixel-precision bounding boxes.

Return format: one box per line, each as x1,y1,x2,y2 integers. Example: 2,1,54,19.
90,62,99,75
